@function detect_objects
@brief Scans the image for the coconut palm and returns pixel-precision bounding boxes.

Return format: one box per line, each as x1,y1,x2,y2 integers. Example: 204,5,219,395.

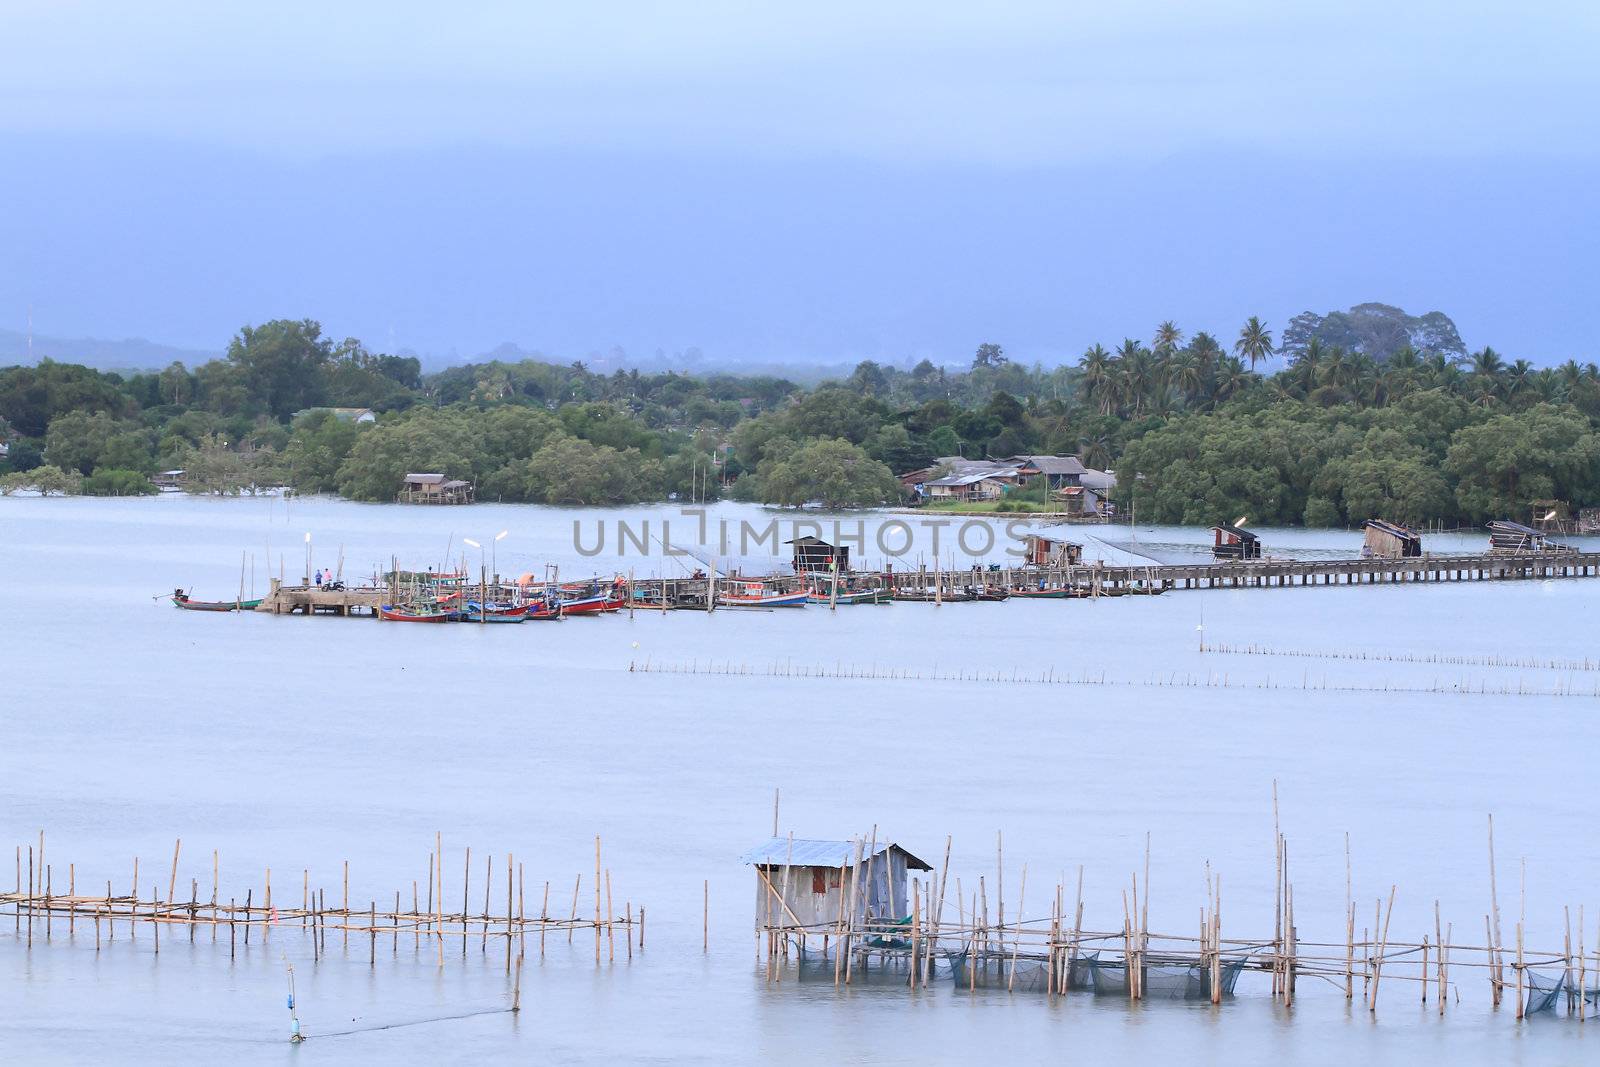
1505,359,1534,401
1296,337,1327,392
1079,343,1113,414
1189,331,1223,377
1078,433,1113,470
1234,316,1274,371
1213,356,1250,402
1153,320,1183,356
1167,352,1203,403
1469,346,1506,380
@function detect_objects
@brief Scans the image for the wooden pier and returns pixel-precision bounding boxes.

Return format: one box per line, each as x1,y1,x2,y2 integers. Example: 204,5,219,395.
257,578,386,615
235,549,1600,622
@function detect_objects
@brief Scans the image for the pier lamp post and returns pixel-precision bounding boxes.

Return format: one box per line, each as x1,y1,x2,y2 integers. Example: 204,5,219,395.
303,531,311,586
493,530,508,581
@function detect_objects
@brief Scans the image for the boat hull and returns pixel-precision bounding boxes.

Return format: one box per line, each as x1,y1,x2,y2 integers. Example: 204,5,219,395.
379,606,453,623
720,591,809,608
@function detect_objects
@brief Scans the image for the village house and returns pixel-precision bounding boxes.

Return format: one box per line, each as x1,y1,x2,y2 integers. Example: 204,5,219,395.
741,837,932,930
922,467,1020,502
1003,454,1086,491
399,473,474,505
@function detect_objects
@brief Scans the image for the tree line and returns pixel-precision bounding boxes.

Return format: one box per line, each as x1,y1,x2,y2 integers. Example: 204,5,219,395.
1,313,1597,526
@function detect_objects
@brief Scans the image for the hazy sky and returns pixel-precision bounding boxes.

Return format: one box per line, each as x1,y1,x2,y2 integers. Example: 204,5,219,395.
2,1,1597,364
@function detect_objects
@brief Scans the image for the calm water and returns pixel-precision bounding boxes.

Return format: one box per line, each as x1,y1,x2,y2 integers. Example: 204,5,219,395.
2,496,1598,1065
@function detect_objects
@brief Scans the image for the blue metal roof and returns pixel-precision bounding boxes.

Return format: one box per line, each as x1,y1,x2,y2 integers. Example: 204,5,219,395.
739,837,931,869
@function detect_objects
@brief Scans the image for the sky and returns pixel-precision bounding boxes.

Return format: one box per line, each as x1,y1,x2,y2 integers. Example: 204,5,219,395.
1,1,1597,366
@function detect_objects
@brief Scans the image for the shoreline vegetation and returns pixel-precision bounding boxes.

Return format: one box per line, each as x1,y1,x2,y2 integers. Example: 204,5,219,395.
1,307,1597,527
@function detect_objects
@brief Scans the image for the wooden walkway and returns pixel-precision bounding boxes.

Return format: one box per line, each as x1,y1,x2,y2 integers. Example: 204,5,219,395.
244,551,1600,619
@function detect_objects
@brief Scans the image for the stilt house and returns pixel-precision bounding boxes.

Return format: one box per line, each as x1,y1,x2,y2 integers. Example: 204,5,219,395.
741,837,932,931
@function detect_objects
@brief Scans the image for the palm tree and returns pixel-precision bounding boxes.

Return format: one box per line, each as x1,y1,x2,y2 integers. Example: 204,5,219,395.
1213,356,1250,402
1234,316,1274,371
1168,352,1203,403
1080,344,1113,413
1319,346,1348,390
1297,337,1327,393
1114,339,1146,415
1153,320,1183,356
1189,331,1223,377
1505,359,1534,402
1469,346,1506,379
1079,433,1113,470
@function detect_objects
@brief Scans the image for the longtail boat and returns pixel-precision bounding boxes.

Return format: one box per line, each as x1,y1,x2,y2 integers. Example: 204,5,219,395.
806,586,892,605
560,592,621,616
378,605,454,623
171,590,263,612
460,602,529,623
1009,586,1071,599
719,583,809,608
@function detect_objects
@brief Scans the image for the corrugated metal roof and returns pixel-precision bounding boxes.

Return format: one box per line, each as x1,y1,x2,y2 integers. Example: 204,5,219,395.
740,838,931,869
1008,454,1087,475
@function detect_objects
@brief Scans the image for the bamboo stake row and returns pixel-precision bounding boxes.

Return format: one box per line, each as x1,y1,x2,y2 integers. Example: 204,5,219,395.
5,834,641,973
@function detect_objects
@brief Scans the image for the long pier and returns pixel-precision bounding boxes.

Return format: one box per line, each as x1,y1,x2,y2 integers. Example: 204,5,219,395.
244,550,1600,617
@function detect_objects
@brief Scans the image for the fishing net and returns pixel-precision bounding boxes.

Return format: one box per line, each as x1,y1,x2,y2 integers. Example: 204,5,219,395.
1523,970,1600,1016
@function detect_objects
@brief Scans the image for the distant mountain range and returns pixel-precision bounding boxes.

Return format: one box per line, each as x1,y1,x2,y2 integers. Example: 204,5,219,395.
0,328,913,384
0,328,219,373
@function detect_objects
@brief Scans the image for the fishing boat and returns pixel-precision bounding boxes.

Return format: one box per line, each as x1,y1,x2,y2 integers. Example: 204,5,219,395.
891,588,974,603
559,592,622,616
805,585,892,605
378,605,454,623
968,586,1010,602
1008,586,1071,599
524,599,563,620
719,582,809,608
460,602,529,623
170,589,263,612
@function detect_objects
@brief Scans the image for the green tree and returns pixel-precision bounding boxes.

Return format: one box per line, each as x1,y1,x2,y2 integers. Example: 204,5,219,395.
755,437,901,507
1,464,82,496
225,319,332,419
44,410,117,474
1444,406,1600,521
972,343,1008,369
82,469,160,496
517,435,646,504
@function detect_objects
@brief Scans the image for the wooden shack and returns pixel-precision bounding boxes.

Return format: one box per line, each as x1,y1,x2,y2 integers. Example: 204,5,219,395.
1211,522,1261,561
1023,532,1083,566
1362,519,1422,558
399,473,474,505
741,837,931,932
1488,519,1573,554
789,536,848,574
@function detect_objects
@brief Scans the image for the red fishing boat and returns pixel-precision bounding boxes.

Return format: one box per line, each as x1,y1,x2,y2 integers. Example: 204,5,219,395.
560,592,623,615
